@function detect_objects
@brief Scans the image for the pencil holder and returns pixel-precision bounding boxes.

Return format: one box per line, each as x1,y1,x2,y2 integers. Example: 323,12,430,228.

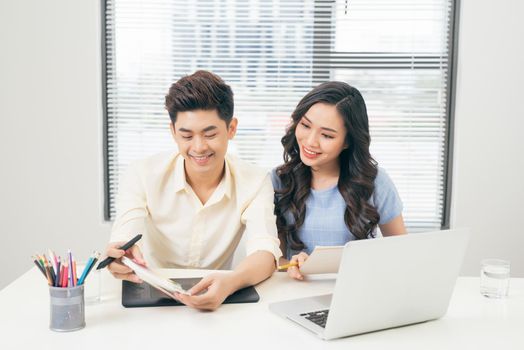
49,285,85,332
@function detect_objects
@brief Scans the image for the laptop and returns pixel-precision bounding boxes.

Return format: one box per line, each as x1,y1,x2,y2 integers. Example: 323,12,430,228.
269,228,470,340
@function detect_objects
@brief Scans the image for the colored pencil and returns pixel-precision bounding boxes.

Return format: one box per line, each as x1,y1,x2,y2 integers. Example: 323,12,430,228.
43,259,53,286
33,250,100,288
63,261,69,288
72,259,77,286
77,254,94,285
48,249,58,276
277,261,299,270
62,260,67,287
85,252,100,277
32,255,47,278
55,260,61,287
68,250,73,287
48,261,56,286
78,251,100,285
59,264,64,287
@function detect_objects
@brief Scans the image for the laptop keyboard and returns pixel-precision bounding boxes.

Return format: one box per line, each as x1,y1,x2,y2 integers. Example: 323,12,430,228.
301,309,330,328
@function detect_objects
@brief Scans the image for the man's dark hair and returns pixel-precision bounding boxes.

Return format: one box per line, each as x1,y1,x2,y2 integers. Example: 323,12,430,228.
165,70,234,125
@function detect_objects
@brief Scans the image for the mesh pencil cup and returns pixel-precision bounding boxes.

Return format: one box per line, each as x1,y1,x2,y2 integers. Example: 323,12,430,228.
49,285,85,332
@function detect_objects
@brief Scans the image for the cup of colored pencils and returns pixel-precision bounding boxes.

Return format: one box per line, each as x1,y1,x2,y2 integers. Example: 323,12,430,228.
32,250,100,288
32,250,100,332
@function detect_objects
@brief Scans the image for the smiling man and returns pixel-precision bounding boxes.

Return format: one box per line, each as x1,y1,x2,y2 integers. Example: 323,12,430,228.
104,71,282,310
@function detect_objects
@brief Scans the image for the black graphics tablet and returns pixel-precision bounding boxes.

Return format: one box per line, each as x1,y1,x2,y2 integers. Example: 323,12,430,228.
122,278,260,308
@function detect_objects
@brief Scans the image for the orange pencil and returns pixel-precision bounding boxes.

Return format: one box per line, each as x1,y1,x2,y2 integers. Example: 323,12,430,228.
59,264,65,287
72,259,77,286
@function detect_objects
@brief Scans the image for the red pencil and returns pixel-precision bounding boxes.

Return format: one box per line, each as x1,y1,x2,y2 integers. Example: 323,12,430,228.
59,264,65,287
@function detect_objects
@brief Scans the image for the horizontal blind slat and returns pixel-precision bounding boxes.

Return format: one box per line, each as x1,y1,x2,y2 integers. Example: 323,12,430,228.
104,0,452,227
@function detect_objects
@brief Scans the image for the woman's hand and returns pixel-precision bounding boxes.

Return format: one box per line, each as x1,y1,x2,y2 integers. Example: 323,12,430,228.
287,252,309,280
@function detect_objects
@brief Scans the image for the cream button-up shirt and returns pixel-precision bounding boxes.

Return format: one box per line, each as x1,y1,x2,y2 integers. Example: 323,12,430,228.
110,151,282,269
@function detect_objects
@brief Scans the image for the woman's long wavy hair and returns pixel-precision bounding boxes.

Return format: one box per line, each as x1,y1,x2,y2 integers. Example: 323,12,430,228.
275,82,380,252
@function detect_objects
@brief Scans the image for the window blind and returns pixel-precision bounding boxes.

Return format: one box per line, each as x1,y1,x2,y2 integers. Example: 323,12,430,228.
104,0,455,231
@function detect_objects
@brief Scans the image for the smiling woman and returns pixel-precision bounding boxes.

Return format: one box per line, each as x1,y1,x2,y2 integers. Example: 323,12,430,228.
273,82,407,280
295,103,348,176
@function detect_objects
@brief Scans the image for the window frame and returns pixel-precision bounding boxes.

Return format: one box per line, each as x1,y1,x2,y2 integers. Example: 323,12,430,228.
100,0,461,226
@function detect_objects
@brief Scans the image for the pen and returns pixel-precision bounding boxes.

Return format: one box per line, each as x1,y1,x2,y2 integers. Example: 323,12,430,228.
277,262,299,270
96,234,143,270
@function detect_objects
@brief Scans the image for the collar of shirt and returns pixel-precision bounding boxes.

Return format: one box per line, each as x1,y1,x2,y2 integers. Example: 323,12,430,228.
172,154,233,206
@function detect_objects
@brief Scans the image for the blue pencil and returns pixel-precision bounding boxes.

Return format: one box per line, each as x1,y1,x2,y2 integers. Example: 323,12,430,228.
77,255,94,285
78,252,100,285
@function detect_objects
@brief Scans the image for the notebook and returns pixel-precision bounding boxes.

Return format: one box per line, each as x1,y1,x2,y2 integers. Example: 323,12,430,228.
299,246,343,274
122,278,260,308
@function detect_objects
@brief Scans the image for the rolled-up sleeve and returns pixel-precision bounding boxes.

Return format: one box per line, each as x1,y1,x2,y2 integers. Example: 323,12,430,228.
241,175,282,262
110,162,149,243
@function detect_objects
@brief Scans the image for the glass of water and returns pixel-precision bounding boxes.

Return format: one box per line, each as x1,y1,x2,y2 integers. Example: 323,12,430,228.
480,259,510,298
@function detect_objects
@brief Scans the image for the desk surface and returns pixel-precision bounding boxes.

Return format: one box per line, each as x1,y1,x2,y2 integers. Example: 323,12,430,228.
1,268,523,349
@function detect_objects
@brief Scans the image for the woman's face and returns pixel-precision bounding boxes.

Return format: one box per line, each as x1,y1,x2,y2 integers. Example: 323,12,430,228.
295,102,348,171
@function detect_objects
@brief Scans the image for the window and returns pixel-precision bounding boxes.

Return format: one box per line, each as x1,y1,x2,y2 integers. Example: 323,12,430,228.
103,0,458,232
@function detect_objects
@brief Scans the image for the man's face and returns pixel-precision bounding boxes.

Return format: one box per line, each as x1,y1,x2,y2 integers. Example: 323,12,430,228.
171,109,237,177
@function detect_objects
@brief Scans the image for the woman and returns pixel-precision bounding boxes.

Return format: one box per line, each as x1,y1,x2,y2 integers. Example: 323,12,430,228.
272,82,406,280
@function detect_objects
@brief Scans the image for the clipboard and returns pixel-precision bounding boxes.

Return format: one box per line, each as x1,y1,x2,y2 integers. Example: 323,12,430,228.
299,245,344,275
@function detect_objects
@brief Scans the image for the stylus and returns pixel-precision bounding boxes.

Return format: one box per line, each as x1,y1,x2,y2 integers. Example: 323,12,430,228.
96,234,143,270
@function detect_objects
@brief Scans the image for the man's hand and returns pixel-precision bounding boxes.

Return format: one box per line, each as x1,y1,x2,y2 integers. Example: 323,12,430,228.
174,272,237,311
105,241,146,283
287,252,309,281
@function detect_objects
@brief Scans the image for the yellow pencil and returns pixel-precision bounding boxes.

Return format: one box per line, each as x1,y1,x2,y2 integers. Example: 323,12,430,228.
42,257,53,286
277,262,299,270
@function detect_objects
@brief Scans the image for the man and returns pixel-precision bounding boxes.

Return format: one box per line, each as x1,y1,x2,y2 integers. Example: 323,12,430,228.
105,70,281,310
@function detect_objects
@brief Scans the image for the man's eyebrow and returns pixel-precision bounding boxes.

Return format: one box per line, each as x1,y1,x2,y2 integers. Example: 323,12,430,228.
178,125,218,133
302,116,338,133
203,125,218,132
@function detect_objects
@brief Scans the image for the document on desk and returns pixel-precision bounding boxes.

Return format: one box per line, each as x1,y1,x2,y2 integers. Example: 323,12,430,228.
299,246,343,275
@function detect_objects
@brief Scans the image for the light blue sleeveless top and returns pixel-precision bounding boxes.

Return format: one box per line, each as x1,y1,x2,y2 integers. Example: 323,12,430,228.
271,167,403,259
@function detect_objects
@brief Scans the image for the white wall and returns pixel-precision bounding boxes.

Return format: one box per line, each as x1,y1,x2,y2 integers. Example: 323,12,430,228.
1,0,523,290
451,0,524,276
0,0,111,290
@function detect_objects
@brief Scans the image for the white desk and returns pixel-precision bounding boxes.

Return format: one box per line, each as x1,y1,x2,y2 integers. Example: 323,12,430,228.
1,268,523,349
